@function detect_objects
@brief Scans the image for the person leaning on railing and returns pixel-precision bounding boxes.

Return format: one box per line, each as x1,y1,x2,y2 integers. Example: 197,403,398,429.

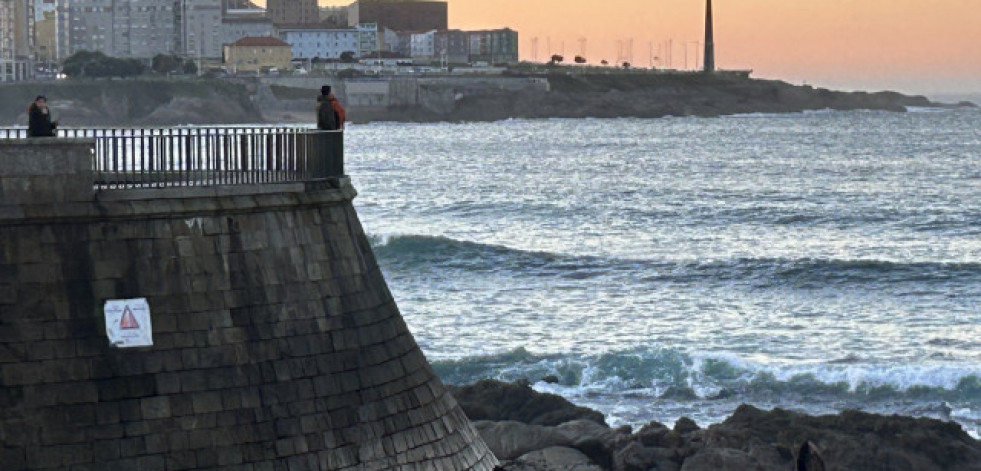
317,85,346,131
27,95,58,138
317,85,339,131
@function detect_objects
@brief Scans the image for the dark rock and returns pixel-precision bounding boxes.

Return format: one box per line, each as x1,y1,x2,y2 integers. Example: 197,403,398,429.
661,386,698,400
542,375,560,384
447,380,607,426
635,422,671,448
457,382,981,471
574,438,614,470
613,441,679,471
680,448,766,471
794,441,825,471
474,420,572,461
673,417,700,434
699,405,981,471
516,446,603,471
557,419,619,445
614,425,633,435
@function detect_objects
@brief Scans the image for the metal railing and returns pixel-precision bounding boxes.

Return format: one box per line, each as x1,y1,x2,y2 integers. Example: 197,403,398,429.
0,126,344,188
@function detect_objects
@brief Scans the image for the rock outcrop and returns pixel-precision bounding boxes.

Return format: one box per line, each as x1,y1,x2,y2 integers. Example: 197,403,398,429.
343,73,972,123
3,74,970,127
453,380,981,471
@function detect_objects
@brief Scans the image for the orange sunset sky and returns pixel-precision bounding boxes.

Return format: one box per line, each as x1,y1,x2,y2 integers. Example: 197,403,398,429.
265,0,980,96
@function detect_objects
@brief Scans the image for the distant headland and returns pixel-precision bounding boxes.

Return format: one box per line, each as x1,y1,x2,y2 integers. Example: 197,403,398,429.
0,72,974,127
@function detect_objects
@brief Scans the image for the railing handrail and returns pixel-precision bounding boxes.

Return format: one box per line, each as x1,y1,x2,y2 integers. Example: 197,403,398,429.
0,126,344,189
0,125,342,134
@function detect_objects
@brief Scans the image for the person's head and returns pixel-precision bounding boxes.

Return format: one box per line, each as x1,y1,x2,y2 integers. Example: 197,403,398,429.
34,95,47,107
321,85,331,96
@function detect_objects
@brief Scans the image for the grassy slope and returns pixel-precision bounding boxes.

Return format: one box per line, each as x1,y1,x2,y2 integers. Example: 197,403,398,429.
0,79,259,125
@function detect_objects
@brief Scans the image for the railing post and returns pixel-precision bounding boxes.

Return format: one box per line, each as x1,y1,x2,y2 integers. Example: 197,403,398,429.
309,131,344,179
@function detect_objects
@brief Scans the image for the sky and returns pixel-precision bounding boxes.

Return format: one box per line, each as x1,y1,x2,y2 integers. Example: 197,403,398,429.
280,0,980,96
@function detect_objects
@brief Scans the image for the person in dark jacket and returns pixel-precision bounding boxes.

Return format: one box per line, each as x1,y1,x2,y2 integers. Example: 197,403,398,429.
27,95,57,137
316,86,338,131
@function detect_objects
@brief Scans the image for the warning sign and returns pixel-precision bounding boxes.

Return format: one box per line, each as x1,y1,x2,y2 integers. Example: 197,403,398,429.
104,298,153,348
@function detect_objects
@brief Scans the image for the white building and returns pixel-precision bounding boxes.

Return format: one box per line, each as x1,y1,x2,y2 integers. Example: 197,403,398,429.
409,30,435,63
277,23,378,61
356,22,378,58
278,27,358,60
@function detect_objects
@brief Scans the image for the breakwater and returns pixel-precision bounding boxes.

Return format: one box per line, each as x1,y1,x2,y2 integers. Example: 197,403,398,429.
0,138,498,469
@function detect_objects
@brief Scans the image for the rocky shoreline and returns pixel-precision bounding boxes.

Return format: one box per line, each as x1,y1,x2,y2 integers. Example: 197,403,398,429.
1,75,974,127
349,73,974,124
449,380,981,471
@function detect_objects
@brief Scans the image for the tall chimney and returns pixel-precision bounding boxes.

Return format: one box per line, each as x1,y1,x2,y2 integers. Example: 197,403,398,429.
703,0,715,73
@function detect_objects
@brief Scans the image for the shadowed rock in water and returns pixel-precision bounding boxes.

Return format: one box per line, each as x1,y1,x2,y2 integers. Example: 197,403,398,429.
447,379,607,426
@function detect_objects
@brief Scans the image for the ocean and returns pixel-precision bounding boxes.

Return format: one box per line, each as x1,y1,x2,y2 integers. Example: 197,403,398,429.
342,108,981,437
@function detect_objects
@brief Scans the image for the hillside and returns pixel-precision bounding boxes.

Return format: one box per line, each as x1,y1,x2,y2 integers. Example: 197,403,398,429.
1,74,969,127
363,72,956,123
0,79,262,127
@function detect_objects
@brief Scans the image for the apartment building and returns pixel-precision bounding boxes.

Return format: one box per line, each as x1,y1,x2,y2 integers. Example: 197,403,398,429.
468,28,518,64
220,13,273,48
265,0,317,26
277,26,358,60
175,0,222,59
0,0,34,80
348,0,446,33
356,22,378,58
61,0,176,58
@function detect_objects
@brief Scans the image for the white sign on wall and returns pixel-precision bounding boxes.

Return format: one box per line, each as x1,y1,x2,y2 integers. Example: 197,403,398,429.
104,298,153,348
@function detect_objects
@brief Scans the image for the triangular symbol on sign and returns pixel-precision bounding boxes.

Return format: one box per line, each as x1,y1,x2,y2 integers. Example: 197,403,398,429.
119,306,140,330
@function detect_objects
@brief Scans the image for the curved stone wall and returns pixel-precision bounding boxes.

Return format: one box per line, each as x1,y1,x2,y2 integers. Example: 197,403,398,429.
0,141,498,470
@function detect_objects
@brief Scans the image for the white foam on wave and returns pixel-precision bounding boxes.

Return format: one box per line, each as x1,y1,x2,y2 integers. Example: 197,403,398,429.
905,106,952,113
688,352,981,393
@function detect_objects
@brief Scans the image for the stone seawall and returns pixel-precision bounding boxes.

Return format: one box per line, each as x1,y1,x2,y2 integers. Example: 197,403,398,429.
0,140,498,470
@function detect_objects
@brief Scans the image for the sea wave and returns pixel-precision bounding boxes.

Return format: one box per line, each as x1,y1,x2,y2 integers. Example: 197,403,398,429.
432,347,981,404
905,106,955,113
370,234,981,287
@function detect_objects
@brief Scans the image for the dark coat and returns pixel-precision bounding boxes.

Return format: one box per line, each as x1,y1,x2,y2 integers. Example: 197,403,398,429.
316,96,338,131
27,104,57,137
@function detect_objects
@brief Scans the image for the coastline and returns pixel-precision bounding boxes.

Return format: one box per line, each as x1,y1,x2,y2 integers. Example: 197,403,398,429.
0,75,974,127
450,380,981,470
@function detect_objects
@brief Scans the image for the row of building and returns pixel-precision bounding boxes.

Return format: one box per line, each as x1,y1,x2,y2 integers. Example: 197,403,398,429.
279,27,518,65
0,0,519,81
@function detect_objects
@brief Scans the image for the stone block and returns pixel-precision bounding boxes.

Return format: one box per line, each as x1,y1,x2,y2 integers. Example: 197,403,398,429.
166,451,197,469
96,403,121,425
141,396,172,419
124,420,151,437
137,454,166,471
92,440,121,462
118,437,146,457
191,391,224,414
144,433,168,454
90,423,124,441
2,361,42,386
